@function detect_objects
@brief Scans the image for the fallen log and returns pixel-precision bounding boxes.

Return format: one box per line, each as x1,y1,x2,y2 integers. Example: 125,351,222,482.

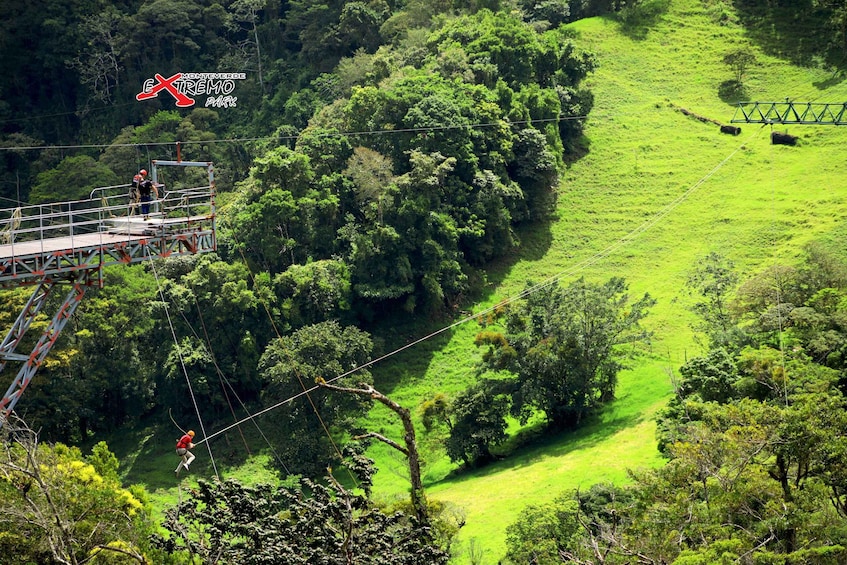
676,106,723,126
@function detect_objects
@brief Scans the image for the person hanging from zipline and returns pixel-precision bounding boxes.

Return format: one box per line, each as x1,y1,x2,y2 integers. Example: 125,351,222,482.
175,430,196,476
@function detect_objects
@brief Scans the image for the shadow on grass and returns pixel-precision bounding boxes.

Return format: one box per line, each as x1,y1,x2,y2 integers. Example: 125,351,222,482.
480,219,556,295
718,80,748,105
733,3,846,70
613,0,671,41
365,312,459,394
435,399,652,486
813,71,846,90
364,202,563,395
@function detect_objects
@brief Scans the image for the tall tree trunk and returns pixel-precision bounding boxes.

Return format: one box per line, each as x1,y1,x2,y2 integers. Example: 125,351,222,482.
317,380,430,527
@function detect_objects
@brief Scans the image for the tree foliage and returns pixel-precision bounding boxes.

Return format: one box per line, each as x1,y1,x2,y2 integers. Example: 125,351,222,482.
153,449,452,564
507,247,847,564
29,155,118,204
444,378,512,467
478,277,655,429
258,321,374,477
0,418,158,564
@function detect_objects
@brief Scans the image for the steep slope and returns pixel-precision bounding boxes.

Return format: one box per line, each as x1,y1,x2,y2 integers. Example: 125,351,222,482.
364,0,847,562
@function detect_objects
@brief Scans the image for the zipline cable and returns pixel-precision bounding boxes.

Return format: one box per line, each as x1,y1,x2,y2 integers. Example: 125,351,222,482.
197,125,766,446
768,124,790,407
0,114,590,152
185,295,291,475
146,248,220,480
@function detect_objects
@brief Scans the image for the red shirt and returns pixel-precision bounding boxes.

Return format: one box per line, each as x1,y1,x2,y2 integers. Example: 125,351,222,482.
176,434,193,449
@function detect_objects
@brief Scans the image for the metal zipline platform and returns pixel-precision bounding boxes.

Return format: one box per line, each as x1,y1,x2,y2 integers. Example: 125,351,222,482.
0,159,217,426
0,172,216,286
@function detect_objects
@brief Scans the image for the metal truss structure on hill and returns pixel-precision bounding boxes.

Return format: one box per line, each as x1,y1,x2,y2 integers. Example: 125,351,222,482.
731,101,847,125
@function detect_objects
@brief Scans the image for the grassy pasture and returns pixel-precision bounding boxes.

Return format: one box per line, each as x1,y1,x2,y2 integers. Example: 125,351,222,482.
363,1,847,561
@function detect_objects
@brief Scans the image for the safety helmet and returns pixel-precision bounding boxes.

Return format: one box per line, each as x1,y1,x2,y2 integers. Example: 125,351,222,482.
187,430,195,437
140,169,147,176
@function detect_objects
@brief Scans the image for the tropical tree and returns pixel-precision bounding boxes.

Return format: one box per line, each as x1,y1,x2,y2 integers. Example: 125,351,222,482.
723,46,757,84
10,264,162,442
228,145,339,274
686,252,745,349
274,259,352,328
145,255,267,424
509,354,847,564
0,418,158,564
258,321,374,477
478,277,655,429
444,378,512,467
29,155,119,204
153,447,453,564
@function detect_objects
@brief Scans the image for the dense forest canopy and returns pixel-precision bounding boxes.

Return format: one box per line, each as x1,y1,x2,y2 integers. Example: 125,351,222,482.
504,247,847,564
2,0,845,199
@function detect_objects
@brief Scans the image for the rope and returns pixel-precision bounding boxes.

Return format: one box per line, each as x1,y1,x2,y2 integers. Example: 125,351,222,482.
768,124,790,406
189,295,291,474
169,408,187,435
0,114,588,152
198,127,763,445
0,208,21,244
145,247,220,480
231,244,353,484
187,299,251,455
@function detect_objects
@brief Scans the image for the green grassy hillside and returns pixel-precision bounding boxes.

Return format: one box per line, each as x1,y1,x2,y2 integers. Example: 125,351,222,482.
125,1,847,562
360,0,847,562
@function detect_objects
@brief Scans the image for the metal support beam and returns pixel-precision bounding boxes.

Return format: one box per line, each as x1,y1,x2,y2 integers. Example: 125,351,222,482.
0,278,54,374
0,272,88,421
731,101,847,125
0,161,217,429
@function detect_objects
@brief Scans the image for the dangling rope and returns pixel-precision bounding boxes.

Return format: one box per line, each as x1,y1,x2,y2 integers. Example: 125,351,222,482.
768,123,790,407
169,408,186,435
145,247,220,480
0,208,21,244
179,302,250,455
187,294,291,475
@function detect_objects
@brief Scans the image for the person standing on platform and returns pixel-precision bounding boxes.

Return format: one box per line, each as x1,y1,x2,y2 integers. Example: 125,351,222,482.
138,174,159,220
129,169,146,214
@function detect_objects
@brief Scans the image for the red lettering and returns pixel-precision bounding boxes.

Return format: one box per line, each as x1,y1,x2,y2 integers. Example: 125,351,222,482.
136,73,195,108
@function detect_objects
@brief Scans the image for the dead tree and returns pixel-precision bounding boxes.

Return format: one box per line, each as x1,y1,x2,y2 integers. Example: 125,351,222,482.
317,380,430,527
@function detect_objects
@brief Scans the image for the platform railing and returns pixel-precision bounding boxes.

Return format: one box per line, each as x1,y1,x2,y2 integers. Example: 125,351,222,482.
0,183,215,255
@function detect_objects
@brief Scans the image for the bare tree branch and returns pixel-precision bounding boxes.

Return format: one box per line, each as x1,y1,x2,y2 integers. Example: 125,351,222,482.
317,380,430,526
